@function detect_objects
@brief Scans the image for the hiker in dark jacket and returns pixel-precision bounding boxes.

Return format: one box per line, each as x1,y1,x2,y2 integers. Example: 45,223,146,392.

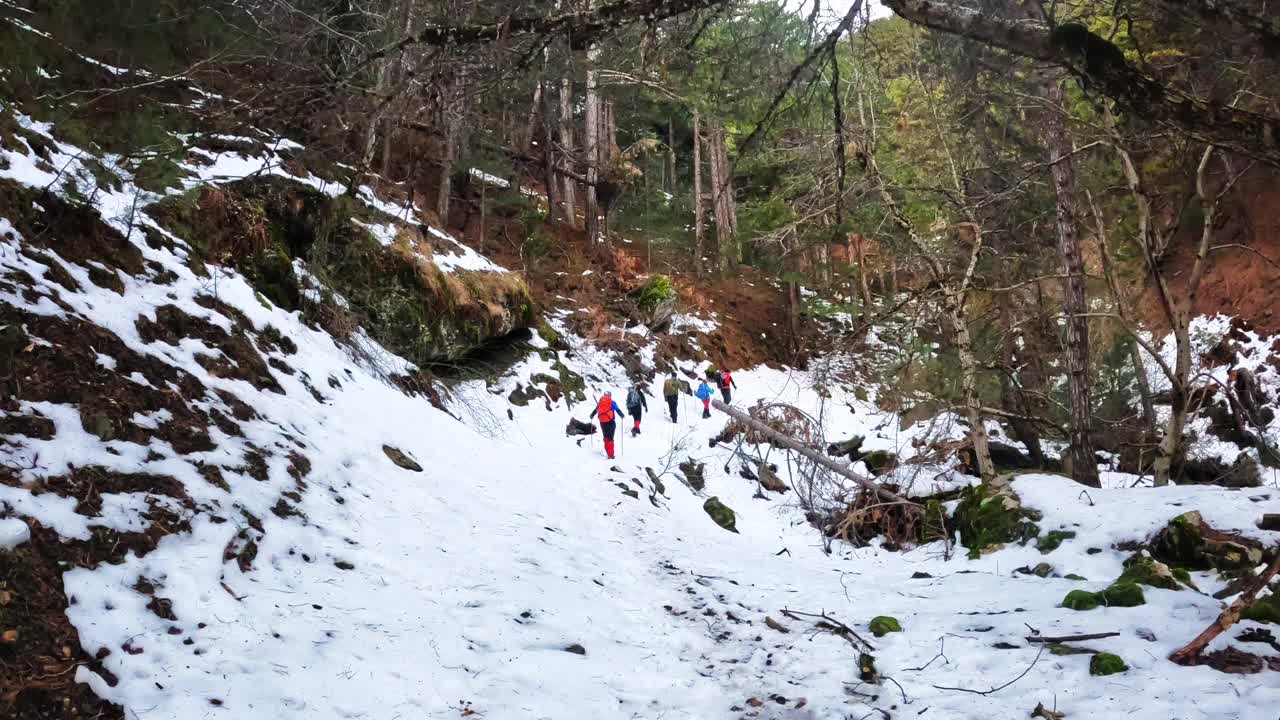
589,391,624,459
662,372,680,422
718,368,738,404
626,385,648,436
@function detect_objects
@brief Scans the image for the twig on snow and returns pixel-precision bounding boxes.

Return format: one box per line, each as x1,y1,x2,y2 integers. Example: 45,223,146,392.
931,646,1045,695
781,608,876,651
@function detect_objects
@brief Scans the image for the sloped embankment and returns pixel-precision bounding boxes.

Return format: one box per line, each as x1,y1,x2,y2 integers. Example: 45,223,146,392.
147,175,534,367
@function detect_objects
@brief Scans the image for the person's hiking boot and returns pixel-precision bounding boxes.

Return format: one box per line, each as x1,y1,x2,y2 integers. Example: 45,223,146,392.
702,409,711,419
631,427,639,437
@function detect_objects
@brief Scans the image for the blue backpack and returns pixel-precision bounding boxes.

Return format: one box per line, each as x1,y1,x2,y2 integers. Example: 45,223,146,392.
695,383,712,400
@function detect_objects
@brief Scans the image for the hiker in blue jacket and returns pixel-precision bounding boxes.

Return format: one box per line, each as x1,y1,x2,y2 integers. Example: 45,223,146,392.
695,380,713,419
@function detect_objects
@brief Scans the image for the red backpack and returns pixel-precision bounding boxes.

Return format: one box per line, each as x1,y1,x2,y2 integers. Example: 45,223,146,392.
596,396,615,423
721,370,732,388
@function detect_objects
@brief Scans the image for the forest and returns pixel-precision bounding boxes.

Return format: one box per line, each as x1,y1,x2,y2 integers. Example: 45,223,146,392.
2,0,1280,718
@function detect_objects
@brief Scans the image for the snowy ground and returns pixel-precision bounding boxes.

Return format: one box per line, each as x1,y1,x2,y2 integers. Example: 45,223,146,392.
2,100,1280,720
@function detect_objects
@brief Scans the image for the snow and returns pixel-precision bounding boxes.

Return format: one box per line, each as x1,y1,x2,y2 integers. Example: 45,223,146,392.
468,167,511,188
0,102,1278,720
424,225,507,274
0,517,30,550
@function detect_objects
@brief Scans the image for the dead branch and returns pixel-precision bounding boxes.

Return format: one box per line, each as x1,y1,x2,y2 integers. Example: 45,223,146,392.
1025,632,1119,643
781,608,876,651
1169,552,1280,665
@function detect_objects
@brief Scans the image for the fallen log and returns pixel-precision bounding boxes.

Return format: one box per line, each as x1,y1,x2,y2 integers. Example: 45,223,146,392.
711,399,916,506
1169,552,1280,665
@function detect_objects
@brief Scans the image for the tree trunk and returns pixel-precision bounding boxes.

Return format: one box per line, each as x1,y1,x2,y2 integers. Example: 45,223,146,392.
1043,76,1100,488
436,120,457,224
692,111,706,277
708,125,736,274
522,83,543,154
539,77,559,229
559,77,577,225
997,297,1046,468
1170,552,1280,665
666,116,677,194
853,233,873,318
584,46,602,244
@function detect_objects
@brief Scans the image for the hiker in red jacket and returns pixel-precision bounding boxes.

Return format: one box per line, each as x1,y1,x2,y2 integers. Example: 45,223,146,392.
718,368,738,404
589,391,624,459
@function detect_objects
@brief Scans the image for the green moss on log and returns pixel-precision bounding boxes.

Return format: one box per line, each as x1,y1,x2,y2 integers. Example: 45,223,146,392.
1117,552,1181,590
1242,593,1280,624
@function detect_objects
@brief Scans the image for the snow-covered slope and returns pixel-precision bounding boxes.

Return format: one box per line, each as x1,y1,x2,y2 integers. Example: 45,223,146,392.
2,106,1280,720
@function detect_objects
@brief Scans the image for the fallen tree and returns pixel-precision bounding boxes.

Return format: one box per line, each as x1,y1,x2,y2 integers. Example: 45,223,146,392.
711,399,916,507
1169,552,1280,665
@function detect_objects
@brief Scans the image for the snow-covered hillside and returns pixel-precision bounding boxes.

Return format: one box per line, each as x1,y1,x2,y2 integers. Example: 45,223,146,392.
2,101,1280,720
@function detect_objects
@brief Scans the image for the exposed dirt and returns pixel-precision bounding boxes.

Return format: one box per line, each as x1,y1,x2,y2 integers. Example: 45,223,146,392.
1139,168,1280,335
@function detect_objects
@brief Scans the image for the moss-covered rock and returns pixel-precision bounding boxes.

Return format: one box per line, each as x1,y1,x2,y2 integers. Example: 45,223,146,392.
954,482,1039,559
1150,511,1264,574
1241,592,1280,624
1098,582,1146,607
869,616,902,637
1063,589,1101,610
861,450,897,477
1037,529,1077,554
1117,551,1182,590
1064,573,1088,581
680,460,706,491
1089,653,1128,676
703,496,738,533
1063,582,1145,610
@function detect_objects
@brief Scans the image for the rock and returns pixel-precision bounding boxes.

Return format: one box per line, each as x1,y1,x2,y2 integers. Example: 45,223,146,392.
765,616,790,633
1099,582,1146,607
1117,551,1182,590
1036,529,1076,554
987,441,1037,470
703,497,738,533
758,463,788,493
81,408,116,442
1258,514,1280,531
869,616,902,637
861,450,897,476
565,418,596,436
1089,652,1128,676
563,643,587,655
954,482,1039,559
680,460,706,491
1027,563,1055,578
508,384,530,407
1064,574,1088,581
910,571,933,579
1150,511,1264,573
827,435,865,460
381,445,423,472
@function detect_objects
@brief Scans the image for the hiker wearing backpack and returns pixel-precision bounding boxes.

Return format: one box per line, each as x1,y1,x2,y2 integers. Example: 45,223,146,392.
588,391,624,459
719,368,738,404
695,379,713,418
626,385,648,436
662,372,680,422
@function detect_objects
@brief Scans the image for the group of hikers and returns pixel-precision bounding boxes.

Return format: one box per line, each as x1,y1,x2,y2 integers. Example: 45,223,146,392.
586,367,738,460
